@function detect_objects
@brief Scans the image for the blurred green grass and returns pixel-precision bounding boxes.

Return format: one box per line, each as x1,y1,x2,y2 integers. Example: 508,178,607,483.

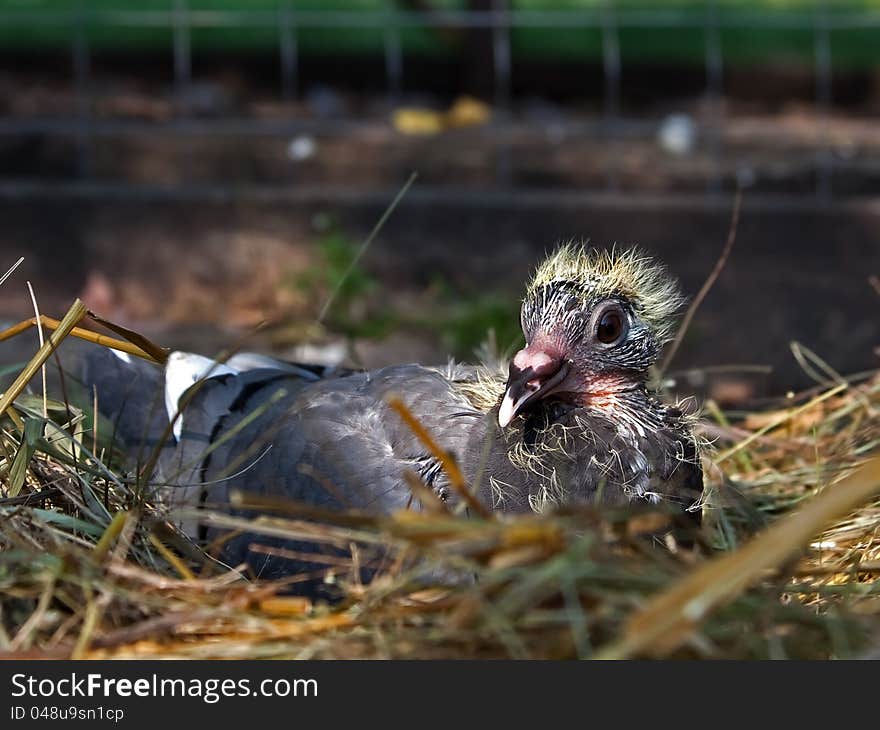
2,2,880,70
292,227,523,357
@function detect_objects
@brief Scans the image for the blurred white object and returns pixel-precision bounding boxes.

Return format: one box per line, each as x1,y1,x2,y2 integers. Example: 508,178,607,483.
288,135,317,161
290,341,348,367
657,114,696,156
165,351,237,441
165,351,329,439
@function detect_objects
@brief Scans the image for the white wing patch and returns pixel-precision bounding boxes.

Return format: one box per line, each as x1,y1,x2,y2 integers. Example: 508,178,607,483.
165,351,238,440
110,348,132,364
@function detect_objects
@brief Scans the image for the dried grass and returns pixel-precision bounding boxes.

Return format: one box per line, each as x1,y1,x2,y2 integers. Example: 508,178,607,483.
0,303,879,659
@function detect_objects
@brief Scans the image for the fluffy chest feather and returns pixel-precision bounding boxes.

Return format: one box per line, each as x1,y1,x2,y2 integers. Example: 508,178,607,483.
466,394,702,515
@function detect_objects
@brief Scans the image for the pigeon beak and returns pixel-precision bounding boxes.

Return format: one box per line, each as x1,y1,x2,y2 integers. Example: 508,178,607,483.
498,346,570,428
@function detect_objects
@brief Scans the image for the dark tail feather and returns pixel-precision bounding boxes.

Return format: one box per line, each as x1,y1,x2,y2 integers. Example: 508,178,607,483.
72,342,171,464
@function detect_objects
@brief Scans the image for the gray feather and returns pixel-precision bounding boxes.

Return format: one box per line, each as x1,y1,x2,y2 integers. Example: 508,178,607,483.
74,344,702,588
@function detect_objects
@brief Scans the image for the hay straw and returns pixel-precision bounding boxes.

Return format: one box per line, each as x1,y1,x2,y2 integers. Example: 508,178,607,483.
0,314,163,363
0,303,879,659
0,299,87,418
598,457,880,658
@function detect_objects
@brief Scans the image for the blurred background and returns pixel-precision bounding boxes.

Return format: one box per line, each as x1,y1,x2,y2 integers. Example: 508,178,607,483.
0,1,879,405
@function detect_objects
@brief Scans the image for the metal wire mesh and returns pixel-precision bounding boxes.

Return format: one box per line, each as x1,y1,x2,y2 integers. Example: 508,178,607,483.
0,1,873,204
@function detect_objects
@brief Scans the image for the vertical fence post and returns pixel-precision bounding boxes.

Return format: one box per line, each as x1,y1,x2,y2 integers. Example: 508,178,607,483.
814,0,833,203
384,0,403,100
173,0,192,117
279,1,299,101
72,0,92,178
493,0,513,186
492,0,512,110
600,0,621,191
704,0,724,195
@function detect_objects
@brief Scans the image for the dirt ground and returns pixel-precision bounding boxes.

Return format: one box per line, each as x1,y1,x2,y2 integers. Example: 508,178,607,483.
0,192,877,408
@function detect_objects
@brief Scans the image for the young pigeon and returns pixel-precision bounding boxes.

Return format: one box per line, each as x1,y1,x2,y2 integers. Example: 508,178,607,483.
78,244,703,581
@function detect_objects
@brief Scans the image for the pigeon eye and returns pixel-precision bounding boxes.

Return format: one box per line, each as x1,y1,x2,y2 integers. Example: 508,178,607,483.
595,307,626,345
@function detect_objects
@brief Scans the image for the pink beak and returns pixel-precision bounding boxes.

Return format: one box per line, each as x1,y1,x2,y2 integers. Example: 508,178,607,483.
498,344,570,427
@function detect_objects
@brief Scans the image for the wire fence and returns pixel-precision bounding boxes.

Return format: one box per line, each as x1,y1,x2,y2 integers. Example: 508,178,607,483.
0,1,872,205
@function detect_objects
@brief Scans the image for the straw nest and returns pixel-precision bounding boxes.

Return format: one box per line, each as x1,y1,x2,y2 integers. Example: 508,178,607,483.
1,299,879,660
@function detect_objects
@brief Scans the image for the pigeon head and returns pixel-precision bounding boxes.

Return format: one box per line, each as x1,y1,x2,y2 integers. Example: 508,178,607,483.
498,245,684,427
